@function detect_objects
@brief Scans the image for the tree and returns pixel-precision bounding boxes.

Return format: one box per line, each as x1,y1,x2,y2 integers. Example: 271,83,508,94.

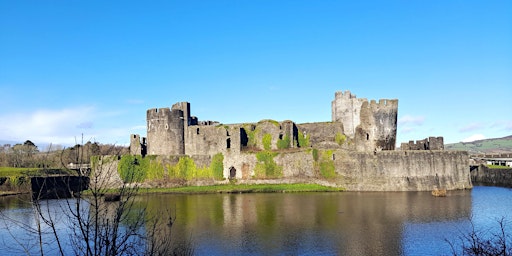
448,217,512,256
1,141,193,255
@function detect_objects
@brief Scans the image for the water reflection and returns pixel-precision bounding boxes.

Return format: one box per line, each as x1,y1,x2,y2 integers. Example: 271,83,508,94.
140,190,472,255
5,188,511,255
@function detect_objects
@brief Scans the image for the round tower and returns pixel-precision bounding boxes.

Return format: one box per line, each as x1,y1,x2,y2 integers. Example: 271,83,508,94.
146,108,185,155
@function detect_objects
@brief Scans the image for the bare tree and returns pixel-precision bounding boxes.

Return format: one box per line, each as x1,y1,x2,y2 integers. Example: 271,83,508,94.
1,141,192,255
448,217,512,256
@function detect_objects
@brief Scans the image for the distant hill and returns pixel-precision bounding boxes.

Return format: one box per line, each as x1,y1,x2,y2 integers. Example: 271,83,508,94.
445,135,512,154
0,140,20,146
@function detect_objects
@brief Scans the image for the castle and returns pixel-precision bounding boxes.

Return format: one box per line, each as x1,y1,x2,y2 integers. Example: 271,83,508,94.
129,90,471,191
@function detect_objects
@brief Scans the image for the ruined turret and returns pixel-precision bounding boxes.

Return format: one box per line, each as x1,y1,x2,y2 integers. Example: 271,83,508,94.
332,90,398,151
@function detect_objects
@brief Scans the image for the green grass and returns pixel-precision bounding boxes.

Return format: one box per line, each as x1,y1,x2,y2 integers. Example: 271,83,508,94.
445,136,512,154
487,165,512,169
137,183,344,194
0,167,73,177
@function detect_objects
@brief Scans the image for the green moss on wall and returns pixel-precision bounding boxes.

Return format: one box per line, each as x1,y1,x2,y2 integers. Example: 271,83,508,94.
243,124,259,148
335,133,346,146
118,155,146,183
254,151,283,179
312,149,319,162
262,133,272,150
319,150,336,179
298,131,310,148
210,153,224,180
312,150,336,179
277,135,291,150
259,119,280,127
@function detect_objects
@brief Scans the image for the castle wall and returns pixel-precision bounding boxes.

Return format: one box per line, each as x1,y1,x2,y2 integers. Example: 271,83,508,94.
146,108,185,155
401,137,444,150
296,122,345,149
185,125,240,156
223,150,471,191
336,150,470,191
471,164,512,187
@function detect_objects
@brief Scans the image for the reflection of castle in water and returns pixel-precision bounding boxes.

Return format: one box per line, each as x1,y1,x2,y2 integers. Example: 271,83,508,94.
144,192,472,255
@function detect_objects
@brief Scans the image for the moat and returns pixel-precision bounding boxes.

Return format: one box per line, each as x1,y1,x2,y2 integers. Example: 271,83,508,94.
1,186,511,255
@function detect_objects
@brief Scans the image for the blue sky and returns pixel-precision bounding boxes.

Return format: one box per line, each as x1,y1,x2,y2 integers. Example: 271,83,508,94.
1,0,511,147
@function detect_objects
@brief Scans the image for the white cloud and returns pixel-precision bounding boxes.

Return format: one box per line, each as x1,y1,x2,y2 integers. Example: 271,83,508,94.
0,106,96,145
398,115,425,126
461,134,486,142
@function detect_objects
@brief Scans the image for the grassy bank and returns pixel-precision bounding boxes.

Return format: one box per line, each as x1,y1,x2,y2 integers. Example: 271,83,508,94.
0,167,73,177
487,165,512,169
138,183,344,194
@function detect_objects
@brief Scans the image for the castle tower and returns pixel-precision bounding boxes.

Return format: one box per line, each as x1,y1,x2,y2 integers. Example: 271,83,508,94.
332,90,398,151
146,108,185,155
129,134,142,155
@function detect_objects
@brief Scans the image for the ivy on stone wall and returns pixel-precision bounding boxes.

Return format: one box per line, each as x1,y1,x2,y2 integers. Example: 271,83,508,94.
118,155,146,183
243,124,259,148
335,133,346,146
210,153,224,180
312,149,336,179
319,150,336,179
312,149,319,161
262,134,272,150
277,135,291,150
298,131,310,148
254,151,283,179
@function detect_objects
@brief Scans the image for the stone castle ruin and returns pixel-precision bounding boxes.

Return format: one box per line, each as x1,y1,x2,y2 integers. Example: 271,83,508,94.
129,90,471,191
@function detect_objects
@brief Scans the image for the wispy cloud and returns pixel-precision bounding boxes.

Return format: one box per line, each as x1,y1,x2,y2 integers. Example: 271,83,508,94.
491,120,512,131
461,134,486,142
398,115,425,126
458,122,484,133
399,127,415,134
0,106,96,145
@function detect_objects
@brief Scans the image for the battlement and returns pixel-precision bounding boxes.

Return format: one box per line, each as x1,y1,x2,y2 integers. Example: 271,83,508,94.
400,137,444,150
370,99,399,108
147,108,173,119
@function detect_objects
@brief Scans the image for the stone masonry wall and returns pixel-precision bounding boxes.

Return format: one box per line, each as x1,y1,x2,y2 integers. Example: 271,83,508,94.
471,164,512,187
146,108,185,155
222,149,471,191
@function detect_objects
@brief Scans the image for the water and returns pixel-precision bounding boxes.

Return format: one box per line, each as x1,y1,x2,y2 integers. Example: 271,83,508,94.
1,186,511,255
